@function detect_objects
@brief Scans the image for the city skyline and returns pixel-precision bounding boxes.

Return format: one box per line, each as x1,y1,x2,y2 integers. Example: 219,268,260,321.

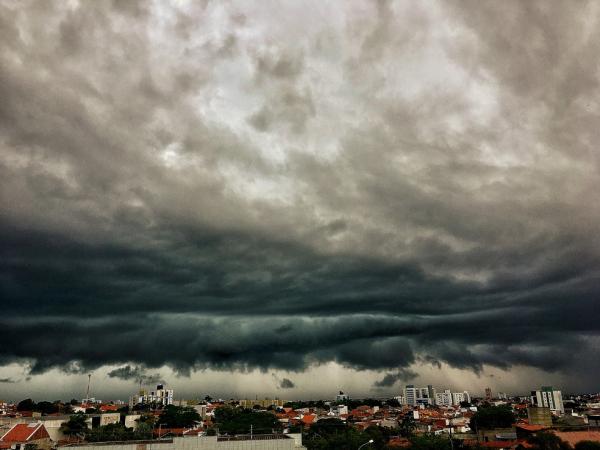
1,1,600,399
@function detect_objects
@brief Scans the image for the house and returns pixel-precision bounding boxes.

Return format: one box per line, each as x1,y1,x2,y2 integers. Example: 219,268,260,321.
552,431,600,447
0,423,51,450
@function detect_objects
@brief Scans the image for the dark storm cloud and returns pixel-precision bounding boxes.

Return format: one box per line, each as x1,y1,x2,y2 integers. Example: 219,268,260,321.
373,369,417,388
280,379,295,389
108,366,163,385
272,374,296,389
1,0,600,392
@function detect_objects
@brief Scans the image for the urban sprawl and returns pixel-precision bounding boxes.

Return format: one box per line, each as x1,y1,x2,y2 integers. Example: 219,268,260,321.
1,383,599,450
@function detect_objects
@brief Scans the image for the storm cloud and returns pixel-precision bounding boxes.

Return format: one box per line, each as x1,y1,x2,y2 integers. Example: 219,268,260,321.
108,366,163,385
1,0,599,394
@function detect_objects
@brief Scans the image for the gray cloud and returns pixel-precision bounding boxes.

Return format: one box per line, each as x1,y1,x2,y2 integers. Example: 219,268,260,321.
107,366,163,386
1,0,599,395
280,378,295,389
272,374,296,390
373,369,418,388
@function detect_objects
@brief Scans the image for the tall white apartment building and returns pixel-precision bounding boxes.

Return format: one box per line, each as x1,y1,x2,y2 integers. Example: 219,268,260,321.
404,385,432,405
452,392,465,405
531,386,564,414
435,389,452,406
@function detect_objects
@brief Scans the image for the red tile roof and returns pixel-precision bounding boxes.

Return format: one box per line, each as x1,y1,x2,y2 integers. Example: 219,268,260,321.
552,431,600,446
388,437,411,448
1,423,50,443
183,429,203,436
479,441,518,448
100,405,120,412
301,414,316,425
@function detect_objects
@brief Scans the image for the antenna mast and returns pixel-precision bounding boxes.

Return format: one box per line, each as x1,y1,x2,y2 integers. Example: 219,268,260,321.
85,373,91,402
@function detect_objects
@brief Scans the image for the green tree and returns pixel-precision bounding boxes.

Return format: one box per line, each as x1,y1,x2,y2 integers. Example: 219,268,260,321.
36,401,58,415
386,398,401,407
575,442,600,450
136,414,156,427
134,422,153,440
17,399,36,411
527,432,572,450
470,405,515,429
86,423,134,442
303,418,393,450
158,405,200,428
213,407,280,435
60,413,89,436
410,434,452,450
399,415,416,437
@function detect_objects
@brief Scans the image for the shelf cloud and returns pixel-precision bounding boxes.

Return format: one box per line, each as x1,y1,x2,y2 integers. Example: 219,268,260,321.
1,0,599,395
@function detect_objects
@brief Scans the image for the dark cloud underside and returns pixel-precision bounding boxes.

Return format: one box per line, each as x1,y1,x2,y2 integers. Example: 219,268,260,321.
1,0,599,391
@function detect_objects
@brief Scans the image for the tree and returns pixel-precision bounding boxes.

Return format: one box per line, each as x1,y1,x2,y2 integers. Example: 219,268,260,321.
132,403,151,412
135,422,153,440
470,405,515,429
86,423,132,442
60,413,89,436
305,419,389,450
213,407,280,435
399,415,416,437
36,401,58,415
136,414,156,427
410,434,452,450
386,398,401,407
158,405,200,428
527,432,572,450
60,403,74,415
575,442,600,450
17,399,36,411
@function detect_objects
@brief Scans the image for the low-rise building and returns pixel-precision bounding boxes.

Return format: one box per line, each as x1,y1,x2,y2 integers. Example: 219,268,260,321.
1,423,52,450
130,385,174,408
60,434,305,450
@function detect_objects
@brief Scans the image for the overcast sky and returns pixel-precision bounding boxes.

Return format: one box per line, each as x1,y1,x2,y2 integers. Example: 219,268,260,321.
1,0,599,402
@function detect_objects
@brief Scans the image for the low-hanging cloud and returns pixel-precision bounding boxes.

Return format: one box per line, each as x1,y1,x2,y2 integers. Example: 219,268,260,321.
1,0,600,395
373,369,418,388
107,366,163,386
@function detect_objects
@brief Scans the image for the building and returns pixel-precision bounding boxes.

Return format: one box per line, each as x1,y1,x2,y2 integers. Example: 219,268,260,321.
404,386,431,406
463,391,471,404
1,423,52,450
435,390,453,407
428,385,437,406
60,434,305,450
527,407,553,427
531,386,564,414
238,399,285,409
452,392,465,406
130,384,174,407
335,392,349,402
451,391,471,406
393,395,405,405
485,388,492,401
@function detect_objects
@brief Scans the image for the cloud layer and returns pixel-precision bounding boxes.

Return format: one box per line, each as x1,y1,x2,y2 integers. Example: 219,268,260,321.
1,0,599,393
